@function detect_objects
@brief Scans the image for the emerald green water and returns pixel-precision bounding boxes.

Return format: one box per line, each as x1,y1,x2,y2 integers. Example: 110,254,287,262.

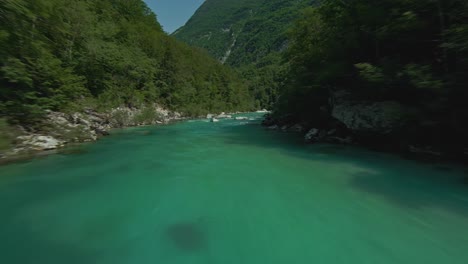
1,113,468,264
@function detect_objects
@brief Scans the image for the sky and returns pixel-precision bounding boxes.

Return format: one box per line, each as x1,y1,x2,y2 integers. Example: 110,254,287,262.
144,0,205,33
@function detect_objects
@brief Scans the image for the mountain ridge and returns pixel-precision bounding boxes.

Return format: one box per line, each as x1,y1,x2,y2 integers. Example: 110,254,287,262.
173,0,315,108
173,0,314,67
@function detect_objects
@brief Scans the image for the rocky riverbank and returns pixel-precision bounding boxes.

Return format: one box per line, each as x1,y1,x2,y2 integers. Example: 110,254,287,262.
0,105,183,162
263,90,468,161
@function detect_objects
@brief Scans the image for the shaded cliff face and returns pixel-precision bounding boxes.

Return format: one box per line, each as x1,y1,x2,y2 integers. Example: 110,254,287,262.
173,0,314,67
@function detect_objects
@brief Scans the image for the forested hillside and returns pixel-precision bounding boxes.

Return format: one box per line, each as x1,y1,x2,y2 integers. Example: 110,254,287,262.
0,0,253,126
177,0,468,155
275,0,468,154
174,0,315,109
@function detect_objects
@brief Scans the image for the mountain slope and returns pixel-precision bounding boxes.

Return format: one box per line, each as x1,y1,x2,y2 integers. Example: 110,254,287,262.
0,0,253,125
173,0,315,108
173,0,314,67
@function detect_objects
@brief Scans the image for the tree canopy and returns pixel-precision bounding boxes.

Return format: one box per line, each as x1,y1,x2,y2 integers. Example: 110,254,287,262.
0,0,253,124
276,0,468,147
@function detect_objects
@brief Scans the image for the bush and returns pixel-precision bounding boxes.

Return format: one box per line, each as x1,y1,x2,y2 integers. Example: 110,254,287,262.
0,118,14,152
134,106,162,124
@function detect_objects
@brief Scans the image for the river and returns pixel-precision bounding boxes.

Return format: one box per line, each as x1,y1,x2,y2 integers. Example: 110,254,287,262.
1,113,468,263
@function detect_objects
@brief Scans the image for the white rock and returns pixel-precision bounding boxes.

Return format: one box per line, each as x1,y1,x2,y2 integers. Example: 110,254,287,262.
217,114,232,119
17,135,65,151
211,118,219,123
235,116,249,120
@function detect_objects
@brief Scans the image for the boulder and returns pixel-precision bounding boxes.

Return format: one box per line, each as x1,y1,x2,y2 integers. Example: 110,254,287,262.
262,115,276,126
288,124,304,133
210,118,219,123
94,127,110,136
408,145,442,156
331,93,408,135
17,135,65,151
217,114,232,119
304,128,320,143
70,113,91,127
327,129,337,136
326,136,353,144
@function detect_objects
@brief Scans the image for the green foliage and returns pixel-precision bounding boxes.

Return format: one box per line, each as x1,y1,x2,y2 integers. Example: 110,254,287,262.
355,63,385,84
174,0,315,109
0,0,253,125
134,107,162,125
0,118,14,151
275,0,468,144
402,64,443,91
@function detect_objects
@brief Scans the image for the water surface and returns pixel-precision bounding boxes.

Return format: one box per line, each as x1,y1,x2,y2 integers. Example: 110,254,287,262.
1,114,468,264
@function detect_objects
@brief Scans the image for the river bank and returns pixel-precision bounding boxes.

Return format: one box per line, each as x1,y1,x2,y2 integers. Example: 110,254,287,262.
262,90,468,163
0,104,184,164
0,108,263,164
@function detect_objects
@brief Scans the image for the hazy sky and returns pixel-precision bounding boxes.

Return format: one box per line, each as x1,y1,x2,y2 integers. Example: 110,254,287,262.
144,0,205,33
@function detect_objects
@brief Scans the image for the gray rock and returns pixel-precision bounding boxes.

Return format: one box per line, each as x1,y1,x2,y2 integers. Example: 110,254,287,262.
326,136,353,144
71,113,91,127
305,128,320,143
94,127,110,136
327,129,337,136
210,118,219,123
332,99,407,135
288,124,304,133
2,104,183,159
408,145,442,156
268,125,279,130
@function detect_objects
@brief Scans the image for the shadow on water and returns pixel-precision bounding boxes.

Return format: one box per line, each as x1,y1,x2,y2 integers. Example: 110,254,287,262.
0,223,98,263
349,170,468,217
165,222,206,252
221,122,468,217
0,171,103,217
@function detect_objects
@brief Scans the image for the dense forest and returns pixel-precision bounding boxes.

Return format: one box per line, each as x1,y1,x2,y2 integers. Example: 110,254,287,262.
0,0,253,127
174,0,315,109
275,0,468,152
2,0,468,156
177,0,468,154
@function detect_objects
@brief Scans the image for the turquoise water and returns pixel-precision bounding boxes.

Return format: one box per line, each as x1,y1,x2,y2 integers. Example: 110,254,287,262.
1,113,468,264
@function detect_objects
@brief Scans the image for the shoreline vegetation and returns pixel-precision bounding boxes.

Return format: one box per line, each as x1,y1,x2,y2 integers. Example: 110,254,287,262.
0,108,266,165
0,0,255,163
173,0,468,163
0,105,181,164
2,0,468,165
